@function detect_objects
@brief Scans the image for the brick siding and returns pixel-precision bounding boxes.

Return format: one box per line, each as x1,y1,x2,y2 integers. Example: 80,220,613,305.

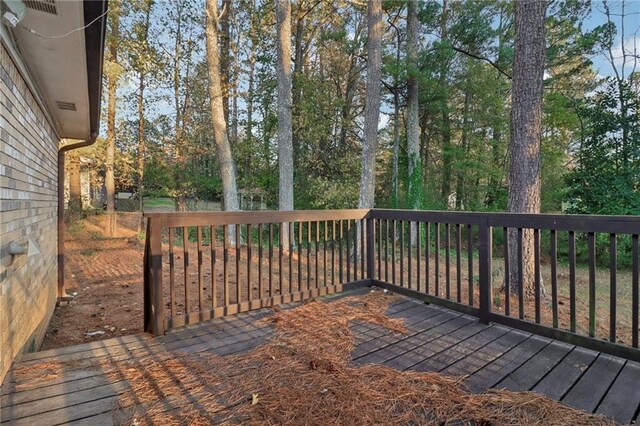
0,44,59,383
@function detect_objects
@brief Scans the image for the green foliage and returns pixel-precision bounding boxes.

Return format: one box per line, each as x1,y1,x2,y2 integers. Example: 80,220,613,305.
564,79,640,215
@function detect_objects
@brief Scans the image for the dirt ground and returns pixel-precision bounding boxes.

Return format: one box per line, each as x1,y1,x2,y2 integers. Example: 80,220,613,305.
41,217,145,350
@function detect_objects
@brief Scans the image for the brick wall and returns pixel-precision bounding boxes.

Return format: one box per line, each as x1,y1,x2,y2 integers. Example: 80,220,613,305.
0,44,59,383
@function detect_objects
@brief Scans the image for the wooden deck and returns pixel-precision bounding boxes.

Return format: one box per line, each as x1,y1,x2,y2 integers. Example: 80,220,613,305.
2,288,640,425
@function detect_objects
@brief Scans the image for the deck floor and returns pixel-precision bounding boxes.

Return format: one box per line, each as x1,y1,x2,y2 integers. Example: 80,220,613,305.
2,289,640,425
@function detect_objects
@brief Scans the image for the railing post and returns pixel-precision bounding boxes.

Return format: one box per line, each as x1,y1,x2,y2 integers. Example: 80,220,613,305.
366,214,375,280
143,219,151,333
478,217,492,324
147,216,164,335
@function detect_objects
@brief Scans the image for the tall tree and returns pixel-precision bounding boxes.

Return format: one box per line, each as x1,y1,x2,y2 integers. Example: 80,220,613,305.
358,0,382,210
507,0,547,296
406,0,421,243
105,0,121,236
276,0,294,248
132,0,153,228
206,0,240,233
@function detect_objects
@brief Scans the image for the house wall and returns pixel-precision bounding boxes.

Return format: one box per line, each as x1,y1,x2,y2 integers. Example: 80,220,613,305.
0,44,59,382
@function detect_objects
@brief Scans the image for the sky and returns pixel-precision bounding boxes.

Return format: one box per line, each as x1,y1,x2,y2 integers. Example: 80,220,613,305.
583,0,640,79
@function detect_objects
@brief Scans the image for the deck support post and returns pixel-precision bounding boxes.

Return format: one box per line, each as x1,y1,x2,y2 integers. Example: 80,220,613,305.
145,216,164,335
478,218,492,324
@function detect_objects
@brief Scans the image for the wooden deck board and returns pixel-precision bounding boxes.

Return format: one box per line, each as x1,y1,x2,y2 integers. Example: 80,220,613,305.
531,346,599,400
595,361,640,424
2,290,639,425
561,353,626,413
464,333,550,393
493,340,574,392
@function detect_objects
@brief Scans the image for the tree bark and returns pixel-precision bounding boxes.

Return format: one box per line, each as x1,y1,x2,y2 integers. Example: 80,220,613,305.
105,2,119,236
358,0,382,210
508,0,547,297
220,0,232,127
206,0,240,243
439,0,452,205
407,0,421,244
276,0,294,249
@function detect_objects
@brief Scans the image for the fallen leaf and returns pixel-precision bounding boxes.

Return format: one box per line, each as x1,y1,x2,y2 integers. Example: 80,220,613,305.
252,394,259,405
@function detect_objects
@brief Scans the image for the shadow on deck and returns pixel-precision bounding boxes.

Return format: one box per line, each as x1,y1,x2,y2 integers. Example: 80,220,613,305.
1,287,639,425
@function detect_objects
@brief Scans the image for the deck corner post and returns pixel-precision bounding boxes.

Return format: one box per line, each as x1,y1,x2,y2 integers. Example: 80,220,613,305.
366,214,375,280
478,217,492,324
147,216,165,335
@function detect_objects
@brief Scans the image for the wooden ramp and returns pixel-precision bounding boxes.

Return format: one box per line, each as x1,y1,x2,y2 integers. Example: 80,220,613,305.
2,289,640,425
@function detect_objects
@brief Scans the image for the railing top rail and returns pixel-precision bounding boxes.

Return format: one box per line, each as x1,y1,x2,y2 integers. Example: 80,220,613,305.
370,209,640,234
144,209,370,227
144,208,640,234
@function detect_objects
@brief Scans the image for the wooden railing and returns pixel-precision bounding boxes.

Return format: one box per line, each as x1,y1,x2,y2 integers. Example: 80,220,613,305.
144,209,640,361
143,210,372,335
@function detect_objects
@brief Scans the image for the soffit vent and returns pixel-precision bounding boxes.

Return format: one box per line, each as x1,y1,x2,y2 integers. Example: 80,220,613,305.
56,101,77,111
24,0,58,15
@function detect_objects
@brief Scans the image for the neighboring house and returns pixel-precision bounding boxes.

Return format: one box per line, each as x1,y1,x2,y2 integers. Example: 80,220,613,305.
0,0,106,382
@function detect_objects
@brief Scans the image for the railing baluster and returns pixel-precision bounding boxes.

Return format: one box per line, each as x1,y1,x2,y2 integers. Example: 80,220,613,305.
183,226,190,316
307,221,311,290
353,220,358,281
467,224,473,306
247,224,252,301
416,221,421,293
534,228,541,324
435,223,440,296
316,221,320,287
517,228,524,320
551,229,558,328
298,221,303,291
408,221,413,290
339,219,344,283
392,219,397,285
211,225,216,310
236,224,241,304
569,230,577,333
258,223,263,299
504,227,510,316
400,220,405,287
377,219,382,280
360,219,365,280
633,234,639,348
384,219,389,283
478,218,492,325
456,224,462,303
332,220,336,286
346,220,351,282
610,233,617,343
269,223,274,298
426,222,430,294
445,223,451,300
169,228,176,317
289,222,294,292
197,226,204,314
278,223,283,296
223,225,229,306
588,231,596,337
323,221,327,287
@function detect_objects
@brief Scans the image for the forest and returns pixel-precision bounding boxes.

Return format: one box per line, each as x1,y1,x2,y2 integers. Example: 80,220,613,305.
68,0,640,218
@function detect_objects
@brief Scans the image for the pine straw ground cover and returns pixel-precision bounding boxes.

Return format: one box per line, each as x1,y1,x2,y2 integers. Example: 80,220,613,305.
99,290,614,425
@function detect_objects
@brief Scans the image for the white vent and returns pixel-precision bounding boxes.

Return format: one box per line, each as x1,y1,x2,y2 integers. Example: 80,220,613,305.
24,0,57,15
56,101,76,111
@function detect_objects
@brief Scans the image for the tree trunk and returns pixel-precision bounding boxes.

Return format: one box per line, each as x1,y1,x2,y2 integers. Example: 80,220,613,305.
206,0,240,244
105,4,119,236
220,0,232,127
358,0,382,210
439,0,451,205
68,151,82,213
407,0,421,245
292,4,305,160
455,82,471,210
137,1,151,232
507,0,547,297
276,0,294,249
